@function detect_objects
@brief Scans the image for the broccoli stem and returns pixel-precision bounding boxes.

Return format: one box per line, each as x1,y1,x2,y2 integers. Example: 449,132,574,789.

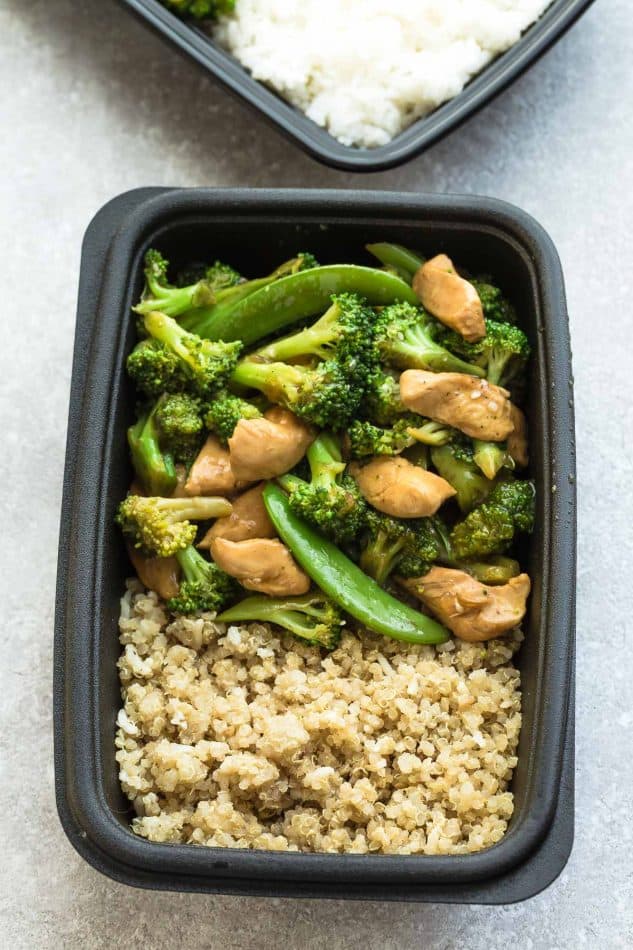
473,440,514,480
306,433,346,488
360,532,409,586
127,401,177,497
254,301,339,363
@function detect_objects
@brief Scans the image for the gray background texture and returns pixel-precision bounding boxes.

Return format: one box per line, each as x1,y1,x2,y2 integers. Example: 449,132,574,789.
1,0,631,946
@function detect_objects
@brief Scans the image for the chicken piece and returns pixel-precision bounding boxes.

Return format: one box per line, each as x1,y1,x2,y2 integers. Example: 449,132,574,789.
350,456,455,518
400,369,514,442
185,434,248,497
209,537,310,597
400,566,531,642
127,544,180,601
198,482,275,547
412,254,485,342
229,407,314,482
507,404,529,468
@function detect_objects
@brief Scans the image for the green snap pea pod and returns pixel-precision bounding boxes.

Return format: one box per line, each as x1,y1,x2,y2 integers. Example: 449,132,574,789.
365,243,424,283
180,265,418,344
263,483,449,645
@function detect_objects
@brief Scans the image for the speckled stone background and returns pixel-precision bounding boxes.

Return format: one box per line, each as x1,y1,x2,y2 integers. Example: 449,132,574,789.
1,0,632,945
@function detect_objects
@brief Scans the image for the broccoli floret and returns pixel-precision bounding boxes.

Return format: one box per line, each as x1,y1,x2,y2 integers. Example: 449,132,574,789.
349,419,415,457
116,494,232,557
167,545,238,614
253,294,376,380
349,416,453,458
359,512,447,586
134,249,216,317
153,392,205,464
431,441,494,513
126,338,189,399
279,434,368,544
436,318,530,387
231,357,362,429
472,439,515,481
450,480,535,560
159,0,235,20
143,311,241,396
374,302,485,377
204,391,262,443
472,279,517,324
396,552,433,579
205,260,242,292
218,592,344,650
362,369,405,426
460,556,521,585
127,401,177,497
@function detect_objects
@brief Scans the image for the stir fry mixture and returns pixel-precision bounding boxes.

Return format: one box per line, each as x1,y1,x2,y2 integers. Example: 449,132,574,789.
116,244,534,649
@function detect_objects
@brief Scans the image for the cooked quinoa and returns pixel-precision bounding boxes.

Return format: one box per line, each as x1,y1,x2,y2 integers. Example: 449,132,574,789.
116,580,522,854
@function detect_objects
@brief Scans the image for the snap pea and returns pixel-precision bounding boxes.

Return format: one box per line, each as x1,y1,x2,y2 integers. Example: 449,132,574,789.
180,265,418,345
263,482,449,645
365,243,424,283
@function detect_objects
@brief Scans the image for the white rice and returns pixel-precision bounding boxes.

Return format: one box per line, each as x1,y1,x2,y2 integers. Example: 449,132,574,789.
214,0,552,148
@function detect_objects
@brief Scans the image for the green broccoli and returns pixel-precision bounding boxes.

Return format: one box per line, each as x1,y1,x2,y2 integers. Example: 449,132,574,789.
431,441,494,513
359,512,447,586
127,400,177,497
167,545,238,614
204,260,242,292
231,357,362,429
134,249,216,318
436,318,530,387
471,279,517,324
218,592,344,650
460,556,521,585
252,293,376,380
126,338,189,399
159,0,235,21
143,311,241,396
116,494,232,558
362,369,406,426
204,391,262,444
374,302,485,377
349,416,452,458
472,439,515,481
153,392,205,464
278,434,368,544
450,480,535,560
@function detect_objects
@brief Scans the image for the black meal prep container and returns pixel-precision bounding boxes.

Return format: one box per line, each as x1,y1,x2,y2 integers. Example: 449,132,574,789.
118,0,594,171
54,188,576,901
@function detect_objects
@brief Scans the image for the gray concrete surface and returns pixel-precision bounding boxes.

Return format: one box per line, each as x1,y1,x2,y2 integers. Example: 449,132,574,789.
1,0,632,946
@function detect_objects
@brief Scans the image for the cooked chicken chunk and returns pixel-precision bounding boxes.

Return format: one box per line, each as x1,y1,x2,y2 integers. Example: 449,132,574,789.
209,537,310,597
350,456,455,518
400,369,514,442
400,566,531,642
507,404,529,468
412,254,485,342
229,407,314,482
199,483,275,547
185,434,247,497
127,545,180,601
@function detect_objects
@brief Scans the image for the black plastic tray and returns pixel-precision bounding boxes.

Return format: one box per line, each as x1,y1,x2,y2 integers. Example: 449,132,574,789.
118,0,594,171
54,187,576,901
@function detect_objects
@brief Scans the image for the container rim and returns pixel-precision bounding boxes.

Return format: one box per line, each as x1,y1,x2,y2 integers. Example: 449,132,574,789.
119,0,595,171
55,188,576,896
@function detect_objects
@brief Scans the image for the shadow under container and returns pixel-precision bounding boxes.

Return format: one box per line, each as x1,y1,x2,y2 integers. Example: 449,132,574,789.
54,187,576,901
